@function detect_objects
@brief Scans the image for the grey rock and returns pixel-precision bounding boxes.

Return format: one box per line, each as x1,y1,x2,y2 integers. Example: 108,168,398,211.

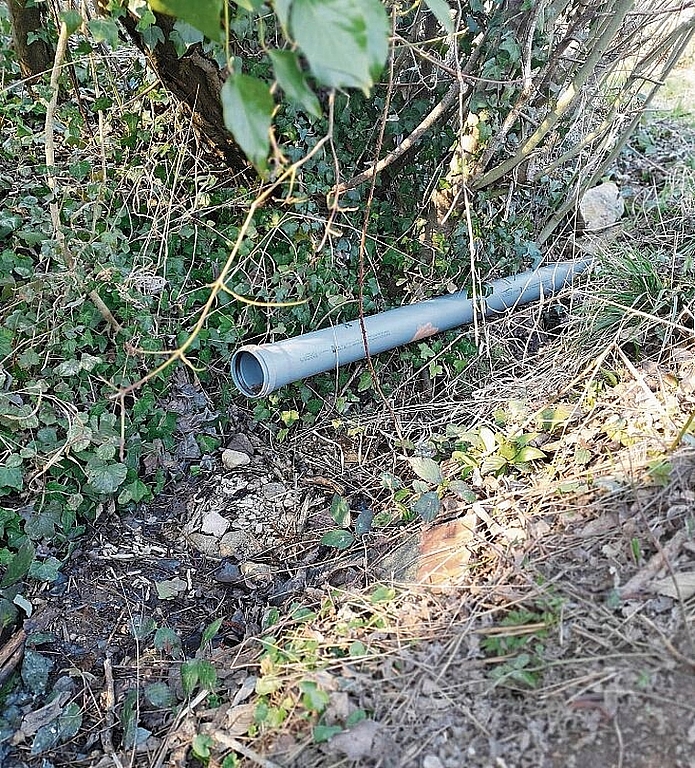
222,449,251,469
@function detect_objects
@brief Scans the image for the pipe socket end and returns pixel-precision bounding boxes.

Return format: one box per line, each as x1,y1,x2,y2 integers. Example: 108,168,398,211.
231,348,268,398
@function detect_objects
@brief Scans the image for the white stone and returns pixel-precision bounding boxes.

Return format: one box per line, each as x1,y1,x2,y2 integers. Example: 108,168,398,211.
579,182,624,231
222,449,251,469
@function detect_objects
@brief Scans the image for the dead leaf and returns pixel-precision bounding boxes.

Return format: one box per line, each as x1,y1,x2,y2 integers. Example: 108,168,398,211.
156,577,187,600
224,703,255,736
327,719,381,760
18,692,69,737
651,572,695,600
416,513,477,586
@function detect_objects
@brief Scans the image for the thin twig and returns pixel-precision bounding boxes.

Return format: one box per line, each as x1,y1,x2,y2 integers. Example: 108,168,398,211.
212,730,284,768
100,656,117,756
89,290,123,334
356,6,403,439
45,20,72,266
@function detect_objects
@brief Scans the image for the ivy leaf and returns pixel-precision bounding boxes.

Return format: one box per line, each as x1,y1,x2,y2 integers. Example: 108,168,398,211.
145,681,174,708
147,0,223,42
424,0,454,33
2,539,35,587
85,461,128,494
29,557,61,583
59,10,83,34
0,466,23,493
290,0,389,93
320,529,355,550
87,18,120,48
329,494,351,527
408,456,443,484
221,74,273,171
412,491,441,522
268,49,321,118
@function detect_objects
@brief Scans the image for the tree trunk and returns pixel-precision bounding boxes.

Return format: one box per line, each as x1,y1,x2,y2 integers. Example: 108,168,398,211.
119,13,249,171
6,0,55,81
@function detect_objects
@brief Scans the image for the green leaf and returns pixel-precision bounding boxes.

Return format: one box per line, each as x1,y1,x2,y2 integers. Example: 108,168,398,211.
255,675,283,695
349,640,366,657
408,456,443,484
60,10,83,34
412,491,440,522
370,585,395,603
131,615,156,640
380,472,402,490
312,724,343,743
320,529,354,549
0,466,23,493
448,480,476,502
0,328,13,357
480,454,508,475
147,0,223,41
29,557,61,583
196,659,217,689
55,359,81,376
87,17,120,48
424,0,454,33
269,49,321,117
192,734,214,759
180,659,199,696
57,703,82,740
290,0,389,93
145,681,174,707
232,0,265,11
221,74,274,171
201,617,223,646
300,680,329,712
2,539,35,587
85,461,127,494
329,493,351,527
0,598,18,631
513,446,547,463
155,577,187,600
21,649,54,694
274,0,292,32
154,626,183,657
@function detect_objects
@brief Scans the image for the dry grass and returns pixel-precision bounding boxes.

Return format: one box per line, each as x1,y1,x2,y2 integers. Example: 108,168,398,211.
207,129,695,768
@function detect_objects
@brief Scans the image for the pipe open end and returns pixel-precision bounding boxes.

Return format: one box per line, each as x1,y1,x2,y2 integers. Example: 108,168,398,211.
231,349,267,397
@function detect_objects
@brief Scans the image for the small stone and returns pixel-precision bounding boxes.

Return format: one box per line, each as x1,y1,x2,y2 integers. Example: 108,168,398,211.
423,756,445,768
198,509,231,536
226,434,255,456
578,181,624,231
222,449,251,469
262,482,286,500
241,561,274,589
212,561,242,584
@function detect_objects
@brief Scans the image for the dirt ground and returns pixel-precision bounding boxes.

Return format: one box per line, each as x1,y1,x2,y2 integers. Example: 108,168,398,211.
2,64,695,768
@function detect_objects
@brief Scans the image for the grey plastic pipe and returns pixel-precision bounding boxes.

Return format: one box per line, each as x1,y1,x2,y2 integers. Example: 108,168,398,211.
231,259,590,397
